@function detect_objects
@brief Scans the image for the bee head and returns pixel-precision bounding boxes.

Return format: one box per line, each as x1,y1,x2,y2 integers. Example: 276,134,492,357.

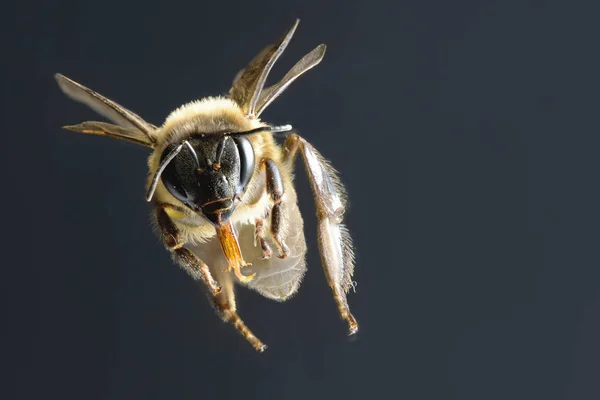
146,125,292,227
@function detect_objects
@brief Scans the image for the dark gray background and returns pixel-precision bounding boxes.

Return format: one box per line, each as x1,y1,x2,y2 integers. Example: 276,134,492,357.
3,0,600,399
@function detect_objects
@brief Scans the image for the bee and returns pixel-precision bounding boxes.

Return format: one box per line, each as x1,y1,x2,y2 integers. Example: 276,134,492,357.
55,19,357,352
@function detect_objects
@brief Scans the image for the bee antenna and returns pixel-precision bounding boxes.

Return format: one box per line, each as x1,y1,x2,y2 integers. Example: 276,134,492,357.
270,124,296,137
270,124,293,134
227,124,293,138
215,136,230,165
183,140,200,167
145,143,184,202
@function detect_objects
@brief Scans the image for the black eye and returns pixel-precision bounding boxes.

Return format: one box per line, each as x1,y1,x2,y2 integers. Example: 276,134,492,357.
233,136,255,194
159,146,193,205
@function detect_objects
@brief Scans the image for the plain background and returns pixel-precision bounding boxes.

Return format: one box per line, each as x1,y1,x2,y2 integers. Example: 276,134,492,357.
3,0,600,399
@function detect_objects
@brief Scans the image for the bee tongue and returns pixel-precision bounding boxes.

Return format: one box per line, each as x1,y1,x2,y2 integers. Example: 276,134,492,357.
215,220,255,283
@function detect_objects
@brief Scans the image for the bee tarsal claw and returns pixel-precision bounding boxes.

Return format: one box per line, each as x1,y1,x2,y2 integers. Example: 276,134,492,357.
236,271,256,283
257,344,268,353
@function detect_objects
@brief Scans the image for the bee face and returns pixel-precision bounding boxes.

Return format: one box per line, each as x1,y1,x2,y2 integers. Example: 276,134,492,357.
159,134,255,227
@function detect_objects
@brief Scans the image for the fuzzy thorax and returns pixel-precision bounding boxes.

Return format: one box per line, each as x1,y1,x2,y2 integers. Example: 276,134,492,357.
158,96,265,145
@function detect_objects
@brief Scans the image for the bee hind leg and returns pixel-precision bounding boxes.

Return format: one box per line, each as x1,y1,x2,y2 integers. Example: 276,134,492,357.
282,134,358,335
263,159,290,259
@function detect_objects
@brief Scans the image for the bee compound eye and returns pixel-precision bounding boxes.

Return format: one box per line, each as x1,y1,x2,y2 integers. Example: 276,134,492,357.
233,136,255,194
159,145,193,204
161,161,191,204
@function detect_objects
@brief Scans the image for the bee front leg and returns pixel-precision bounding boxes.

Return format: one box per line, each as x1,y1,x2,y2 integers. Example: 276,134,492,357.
263,159,290,259
210,293,267,353
283,135,358,335
156,205,266,351
155,204,221,295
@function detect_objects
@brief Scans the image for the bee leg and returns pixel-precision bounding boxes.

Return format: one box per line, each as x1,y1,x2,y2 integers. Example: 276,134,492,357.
263,159,290,259
282,135,358,335
157,205,265,351
254,219,272,260
155,204,221,295
209,285,267,352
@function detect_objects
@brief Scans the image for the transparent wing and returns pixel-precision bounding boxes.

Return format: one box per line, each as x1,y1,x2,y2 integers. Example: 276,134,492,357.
229,20,326,118
55,73,157,143
255,44,326,116
187,202,307,302
242,200,307,301
229,19,299,117
62,121,155,147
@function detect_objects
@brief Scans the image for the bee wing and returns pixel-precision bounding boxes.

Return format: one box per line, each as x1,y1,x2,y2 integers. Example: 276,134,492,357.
187,203,307,301
241,200,307,301
229,19,299,117
254,44,326,117
55,74,157,146
61,121,157,147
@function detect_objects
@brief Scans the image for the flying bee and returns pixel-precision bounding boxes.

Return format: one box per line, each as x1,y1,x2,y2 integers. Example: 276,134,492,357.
55,19,357,352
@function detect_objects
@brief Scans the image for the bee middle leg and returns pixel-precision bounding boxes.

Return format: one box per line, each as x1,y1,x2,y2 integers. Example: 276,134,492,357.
254,218,272,260
155,204,221,295
262,159,290,259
